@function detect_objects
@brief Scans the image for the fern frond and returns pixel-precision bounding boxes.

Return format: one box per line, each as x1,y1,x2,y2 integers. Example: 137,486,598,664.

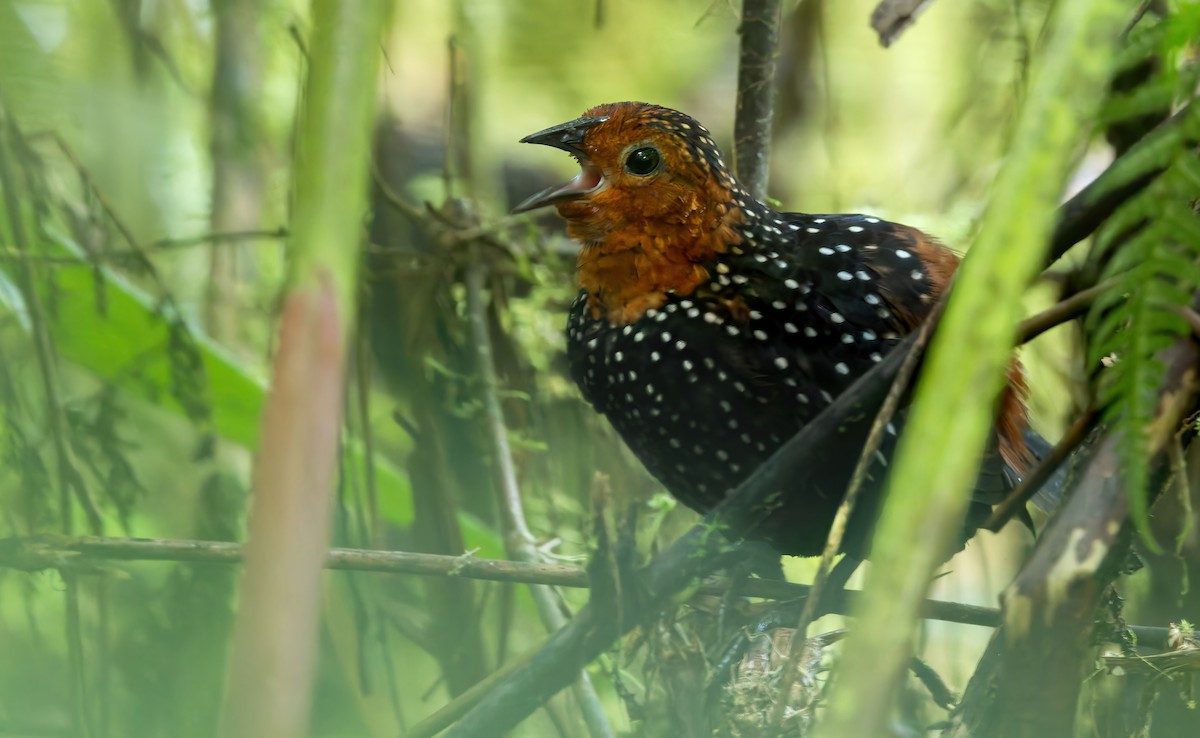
1085,8,1200,549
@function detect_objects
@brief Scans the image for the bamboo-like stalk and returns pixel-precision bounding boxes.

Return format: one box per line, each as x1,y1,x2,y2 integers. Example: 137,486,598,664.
812,3,1126,736
216,4,391,738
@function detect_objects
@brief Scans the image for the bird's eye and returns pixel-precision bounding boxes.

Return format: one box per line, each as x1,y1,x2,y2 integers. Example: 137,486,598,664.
624,147,661,176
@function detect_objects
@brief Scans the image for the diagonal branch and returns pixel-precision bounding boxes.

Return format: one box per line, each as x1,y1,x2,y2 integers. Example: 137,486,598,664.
1046,102,1196,266
948,298,1200,738
981,410,1098,532
768,287,949,727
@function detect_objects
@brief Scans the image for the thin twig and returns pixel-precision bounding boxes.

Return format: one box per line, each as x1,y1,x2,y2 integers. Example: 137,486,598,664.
908,654,956,710
465,263,537,547
0,531,1175,683
353,323,380,544
769,287,949,727
108,0,196,96
981,410,1097,531
0,534,1137,634
371,157,430,224
1017,277,1119,343
464,261,614,738
0,111,103,535
23,131,166,291
370,155,536,258
1170,432,1195,557
0,228,288,266
733,0,782,201
63,573,93,738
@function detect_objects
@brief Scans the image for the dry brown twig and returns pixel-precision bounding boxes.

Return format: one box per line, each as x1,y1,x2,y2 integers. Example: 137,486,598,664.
0,533,1177,650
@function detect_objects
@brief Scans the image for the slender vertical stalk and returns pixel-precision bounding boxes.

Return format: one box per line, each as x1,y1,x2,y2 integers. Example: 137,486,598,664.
354,319,380,544
733,0,782,201
207,0,267,344
217,4,391,738
0,113,103,534
1,106,101,738
63,574,92,738
464,262,613,738
813,2,1125,736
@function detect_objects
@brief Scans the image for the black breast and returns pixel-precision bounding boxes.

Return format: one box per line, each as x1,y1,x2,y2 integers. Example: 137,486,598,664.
566,214,932,555
564,211,1015,557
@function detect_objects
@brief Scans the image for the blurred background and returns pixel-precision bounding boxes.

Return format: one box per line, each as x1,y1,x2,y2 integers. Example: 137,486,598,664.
0,1,1193,736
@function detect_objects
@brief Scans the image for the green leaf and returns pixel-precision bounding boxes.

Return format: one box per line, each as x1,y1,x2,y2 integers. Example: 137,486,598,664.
1096,122,1181,192
0,234,503,557
1102,77,1178,124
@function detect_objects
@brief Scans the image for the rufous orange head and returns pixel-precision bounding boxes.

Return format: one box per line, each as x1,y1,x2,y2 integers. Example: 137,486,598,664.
515,103,749,323
513,102,746,246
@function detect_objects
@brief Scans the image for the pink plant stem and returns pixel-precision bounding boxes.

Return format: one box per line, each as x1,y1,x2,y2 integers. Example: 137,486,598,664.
220,273,345,738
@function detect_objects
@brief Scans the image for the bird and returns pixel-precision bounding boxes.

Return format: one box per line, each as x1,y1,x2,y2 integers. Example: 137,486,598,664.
513,101,1050,560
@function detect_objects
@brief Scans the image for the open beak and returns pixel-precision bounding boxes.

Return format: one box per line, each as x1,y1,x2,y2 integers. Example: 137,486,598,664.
511,114,609,214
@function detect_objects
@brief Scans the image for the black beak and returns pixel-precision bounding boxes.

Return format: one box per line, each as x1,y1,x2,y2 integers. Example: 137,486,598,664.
511,115,611,214
518,114,609,158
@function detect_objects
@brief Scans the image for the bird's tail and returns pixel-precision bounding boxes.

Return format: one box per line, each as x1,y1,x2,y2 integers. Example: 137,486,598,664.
1021,427,1069,514
974,427,1070,528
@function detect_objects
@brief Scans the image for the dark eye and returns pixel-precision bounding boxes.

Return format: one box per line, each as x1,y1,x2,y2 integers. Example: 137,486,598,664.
624,147,660,176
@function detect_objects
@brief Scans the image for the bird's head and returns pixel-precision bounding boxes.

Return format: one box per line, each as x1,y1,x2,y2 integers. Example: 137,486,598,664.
515,102,752,323
513,102,746,245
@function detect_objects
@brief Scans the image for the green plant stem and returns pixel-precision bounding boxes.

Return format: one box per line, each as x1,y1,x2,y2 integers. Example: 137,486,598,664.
813,3,1126,736
217,4,391,738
